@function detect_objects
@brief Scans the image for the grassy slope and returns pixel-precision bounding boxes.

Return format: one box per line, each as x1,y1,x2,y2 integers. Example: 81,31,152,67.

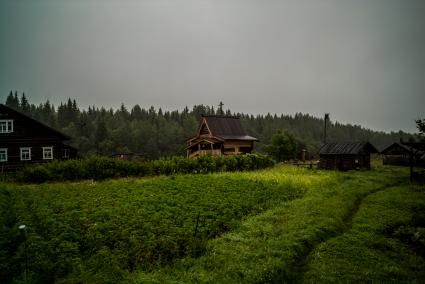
1,164,424,283
0,167,327,283
302,184,425,283
135,166,425,283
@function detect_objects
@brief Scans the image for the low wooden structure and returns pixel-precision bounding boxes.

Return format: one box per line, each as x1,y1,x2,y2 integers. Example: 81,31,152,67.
399,142,425,182
110,153,142,161
381,142,424,166
318,141,378,171
186,115,258,158
0,104,77,171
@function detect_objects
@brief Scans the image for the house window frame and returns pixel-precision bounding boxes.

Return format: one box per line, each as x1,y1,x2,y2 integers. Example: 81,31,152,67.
0,148,7,162
43,146,53,160
20,147,31,161
0,120,14,133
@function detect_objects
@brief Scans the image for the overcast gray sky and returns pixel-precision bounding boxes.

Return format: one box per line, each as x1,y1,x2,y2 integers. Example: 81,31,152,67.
0,0,424,132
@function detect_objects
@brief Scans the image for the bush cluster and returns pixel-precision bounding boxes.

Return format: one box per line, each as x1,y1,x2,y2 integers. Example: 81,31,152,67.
16,154,274,183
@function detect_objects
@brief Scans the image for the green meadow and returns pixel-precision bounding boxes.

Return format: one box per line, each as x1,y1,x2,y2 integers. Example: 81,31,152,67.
1,164,424,283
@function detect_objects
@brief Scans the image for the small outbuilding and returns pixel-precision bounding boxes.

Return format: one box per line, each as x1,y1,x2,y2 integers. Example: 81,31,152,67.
318,141,378,171
381,142,424,166
110,153,143,161
186,115,258,158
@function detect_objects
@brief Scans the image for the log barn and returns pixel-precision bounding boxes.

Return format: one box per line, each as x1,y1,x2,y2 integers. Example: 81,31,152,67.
318,141,378,171
381,142,424,166
0,104,77,170
186,115,258,158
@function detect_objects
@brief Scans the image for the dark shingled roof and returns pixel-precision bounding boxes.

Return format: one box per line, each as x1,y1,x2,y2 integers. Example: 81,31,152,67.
0,103,71,140
400,142,425,152
203,115,258,141
380,142,411,155
319,142,378,155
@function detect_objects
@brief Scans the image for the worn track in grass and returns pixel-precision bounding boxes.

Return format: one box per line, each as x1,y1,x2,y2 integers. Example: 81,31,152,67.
288,181,402,283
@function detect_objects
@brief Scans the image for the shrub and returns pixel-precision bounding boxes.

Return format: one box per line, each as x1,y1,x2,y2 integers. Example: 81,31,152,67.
16,154,275,183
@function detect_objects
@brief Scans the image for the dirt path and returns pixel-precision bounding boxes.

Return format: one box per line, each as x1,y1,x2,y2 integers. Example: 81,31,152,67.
287,182,401,283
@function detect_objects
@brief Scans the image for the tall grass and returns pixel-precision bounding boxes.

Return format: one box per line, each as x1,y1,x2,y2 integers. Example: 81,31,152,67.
0,166,317,283
134,166,422,283
2,164,423,284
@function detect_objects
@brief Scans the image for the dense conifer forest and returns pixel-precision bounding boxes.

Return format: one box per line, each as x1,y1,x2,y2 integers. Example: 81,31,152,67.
3,91,415,159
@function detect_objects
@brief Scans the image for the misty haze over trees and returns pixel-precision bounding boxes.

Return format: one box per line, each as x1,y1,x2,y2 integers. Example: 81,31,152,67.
4,91,416,159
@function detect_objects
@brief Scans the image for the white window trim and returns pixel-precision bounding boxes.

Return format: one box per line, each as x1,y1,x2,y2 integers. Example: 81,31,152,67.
43,146,53,160
20,147,31,161
0,119,14,133
0,148,7,162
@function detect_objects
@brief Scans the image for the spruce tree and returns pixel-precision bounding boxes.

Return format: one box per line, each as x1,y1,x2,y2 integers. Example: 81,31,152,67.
20,93,30,114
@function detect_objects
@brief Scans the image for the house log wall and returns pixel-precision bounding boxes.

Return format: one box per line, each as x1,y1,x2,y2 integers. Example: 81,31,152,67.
319,154,371,171
187,140,254,157
1,141,75,170
223,141,253,154
383,155,425,167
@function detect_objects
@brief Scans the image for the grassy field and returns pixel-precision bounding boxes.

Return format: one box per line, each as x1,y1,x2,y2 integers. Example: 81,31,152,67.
1,163,424,283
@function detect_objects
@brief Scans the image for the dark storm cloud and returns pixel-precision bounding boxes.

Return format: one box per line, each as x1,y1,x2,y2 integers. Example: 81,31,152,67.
0,0,424,132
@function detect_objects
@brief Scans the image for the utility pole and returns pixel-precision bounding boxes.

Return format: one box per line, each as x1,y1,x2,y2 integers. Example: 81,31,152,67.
324,113,330,144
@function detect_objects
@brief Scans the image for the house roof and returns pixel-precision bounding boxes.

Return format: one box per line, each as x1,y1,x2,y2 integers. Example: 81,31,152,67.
319,141,378,155
0,103,71,140
380,142,411,155
202,115,258,141
400,141,425,152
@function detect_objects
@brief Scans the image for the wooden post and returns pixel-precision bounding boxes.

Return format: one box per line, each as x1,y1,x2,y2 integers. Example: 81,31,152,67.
410,147,413,182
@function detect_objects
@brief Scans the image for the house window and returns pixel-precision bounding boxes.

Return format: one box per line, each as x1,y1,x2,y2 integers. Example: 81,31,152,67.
20,147,31,161
43,147,53,160
63,148,70,159
0,148,7,162
0,120,13,133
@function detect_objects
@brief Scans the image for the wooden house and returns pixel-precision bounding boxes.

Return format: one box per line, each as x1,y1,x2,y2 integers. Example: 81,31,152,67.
186,115,258,158
0,104,77,170
381,142,424,166
318,141,378,171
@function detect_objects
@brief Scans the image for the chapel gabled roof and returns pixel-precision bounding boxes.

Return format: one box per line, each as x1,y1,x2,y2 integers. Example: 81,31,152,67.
201,115,258,141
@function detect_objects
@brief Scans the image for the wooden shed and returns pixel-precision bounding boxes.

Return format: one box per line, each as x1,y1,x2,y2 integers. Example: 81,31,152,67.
318,141,378,171
186,115,258,158
381,142,424,166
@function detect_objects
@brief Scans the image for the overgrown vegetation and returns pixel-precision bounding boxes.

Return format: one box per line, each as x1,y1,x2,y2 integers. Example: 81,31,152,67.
1,167,316,283
1,164,424,283
134,166,424,284
16,154,274,183
3,92,416,158
265,130,299,161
